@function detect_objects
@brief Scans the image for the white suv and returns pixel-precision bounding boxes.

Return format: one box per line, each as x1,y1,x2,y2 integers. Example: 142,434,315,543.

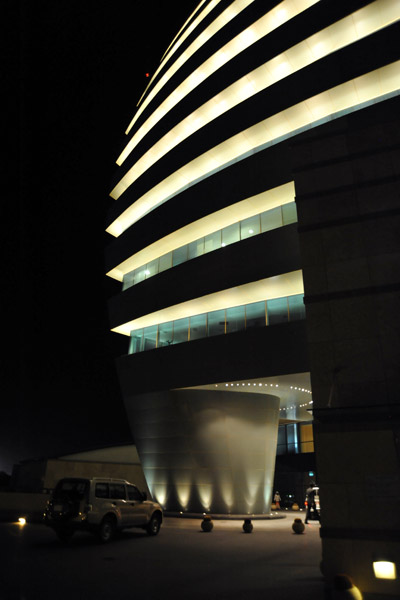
44,477,162,542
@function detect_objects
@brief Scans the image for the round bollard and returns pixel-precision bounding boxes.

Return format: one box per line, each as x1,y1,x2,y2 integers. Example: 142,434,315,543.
243,519,253,533
292,518,305,534
201,515,213,532
331,574,363,600
292,503,299,511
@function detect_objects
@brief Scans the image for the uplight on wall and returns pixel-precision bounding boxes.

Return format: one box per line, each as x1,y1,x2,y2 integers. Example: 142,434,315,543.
372,561,397,580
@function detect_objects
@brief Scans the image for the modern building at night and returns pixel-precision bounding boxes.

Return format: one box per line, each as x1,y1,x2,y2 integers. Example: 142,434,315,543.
106,1,400,596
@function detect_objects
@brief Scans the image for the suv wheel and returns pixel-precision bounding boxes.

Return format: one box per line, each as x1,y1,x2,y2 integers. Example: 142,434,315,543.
146,513,161,536
98,517,116,543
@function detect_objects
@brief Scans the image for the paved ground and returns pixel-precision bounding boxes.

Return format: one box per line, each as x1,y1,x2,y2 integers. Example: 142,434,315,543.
1,513,327,600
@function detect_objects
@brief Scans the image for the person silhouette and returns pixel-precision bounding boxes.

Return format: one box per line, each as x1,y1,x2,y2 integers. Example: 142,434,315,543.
305,481,320,524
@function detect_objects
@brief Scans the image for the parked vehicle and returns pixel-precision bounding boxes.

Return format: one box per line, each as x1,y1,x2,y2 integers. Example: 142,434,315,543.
44,477,162,542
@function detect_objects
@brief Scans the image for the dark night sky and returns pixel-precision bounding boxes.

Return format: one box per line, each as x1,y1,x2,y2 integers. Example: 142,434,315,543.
6,0,199,474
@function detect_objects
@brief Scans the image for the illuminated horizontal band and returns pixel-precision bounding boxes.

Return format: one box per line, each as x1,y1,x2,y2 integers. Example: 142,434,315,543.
117,0,395,172
107,61,400,238
112,269,303,336
121,0,320,158
107,181,294,281
136,0,216,112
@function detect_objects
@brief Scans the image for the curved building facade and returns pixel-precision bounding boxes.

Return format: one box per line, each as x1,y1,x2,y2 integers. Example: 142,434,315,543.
106,1,400,595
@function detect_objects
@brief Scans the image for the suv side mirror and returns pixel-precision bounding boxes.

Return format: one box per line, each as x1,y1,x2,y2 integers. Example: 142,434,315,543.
141,491,147,501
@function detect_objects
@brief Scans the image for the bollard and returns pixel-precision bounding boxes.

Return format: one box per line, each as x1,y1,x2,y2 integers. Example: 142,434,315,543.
243,518,253,533
292,518,305,534
201,515,213,532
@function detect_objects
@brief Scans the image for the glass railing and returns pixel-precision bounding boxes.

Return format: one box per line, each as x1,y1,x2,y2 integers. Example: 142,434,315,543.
123,201,297,291
129,293,304,354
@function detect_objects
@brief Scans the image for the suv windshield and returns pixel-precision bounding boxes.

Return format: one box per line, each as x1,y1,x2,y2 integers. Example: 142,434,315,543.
53,478,89,500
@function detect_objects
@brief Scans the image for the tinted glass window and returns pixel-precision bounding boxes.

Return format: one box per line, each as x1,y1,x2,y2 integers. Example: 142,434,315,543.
222,222,240,247
55,479,89,500
188,238,204,259
288,294,305,321
204,231,221,253
143,325,157,351
189,314,207,340
172,246,188,266
109,483,126,500
145,258,159,278
159,252,172,273
208,310,225,337
158,321,173,347
127,485,142,501
261,206,282,232
245,301,266,328
226,306,245,334
129,330,143,354
173,318,189,344
95,483,109,498
240,215,260,240
282,201,297,225
267,297,288,325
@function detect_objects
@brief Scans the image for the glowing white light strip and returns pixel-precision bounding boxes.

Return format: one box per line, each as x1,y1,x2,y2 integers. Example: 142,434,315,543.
122,0,318,149
126,0,255,134
136,0,213,110
107,182,294,281
107,61,400,238
114,0,398,194
112,270,303,336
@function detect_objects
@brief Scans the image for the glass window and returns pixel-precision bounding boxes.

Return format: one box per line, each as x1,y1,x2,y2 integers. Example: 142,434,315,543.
282,201,297,225
300,423,314,453
122,271,135,291
159,252,172,273
240,215,260,240
267,297,288,326
261,206,282,232
188,238,204,260
129,330,143,354
172,246,188,267
286,424,299,454
208,309,226,337
127,485,142,501
288,294,305,321
172,318,189,344
204,230,221,253
245,301,266,328
109,483,126,499
222,222,240,247
226,306,245,334
143,325,158,351
276,425,287,456
189,314,207,340
158,321,173,347
145,258,159,279
134,266,147,284
95,483,109,498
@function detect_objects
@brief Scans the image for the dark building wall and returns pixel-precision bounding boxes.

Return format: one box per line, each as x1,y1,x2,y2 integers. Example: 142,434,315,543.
293,96,400,596
117,320,309,395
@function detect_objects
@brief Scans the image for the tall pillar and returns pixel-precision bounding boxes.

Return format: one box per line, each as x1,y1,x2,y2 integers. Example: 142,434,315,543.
293,99,400,598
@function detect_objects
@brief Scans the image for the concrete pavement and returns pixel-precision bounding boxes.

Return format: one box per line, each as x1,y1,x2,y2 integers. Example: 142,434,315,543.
1,512,327,599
